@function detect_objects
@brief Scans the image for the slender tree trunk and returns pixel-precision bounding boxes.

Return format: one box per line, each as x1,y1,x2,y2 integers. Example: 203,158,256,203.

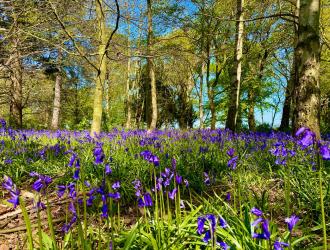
280,0,300,131
74,81,79,125
248,89,256,131
206,42,216,130
199,61,206,129
226,0,244,131
9,37,23,128
51,51,62,130
125,4,132,129
147,0,157,131
292,0,321,138
91,0,107,136
248,50,268,131
186,74,194,128
280,66,295,130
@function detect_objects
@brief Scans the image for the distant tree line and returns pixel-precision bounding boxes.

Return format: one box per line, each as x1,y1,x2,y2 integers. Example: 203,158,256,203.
0,0,329,136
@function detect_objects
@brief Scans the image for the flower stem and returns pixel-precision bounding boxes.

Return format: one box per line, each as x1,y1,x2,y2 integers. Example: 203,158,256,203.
318,160,327,250
20,197,34,250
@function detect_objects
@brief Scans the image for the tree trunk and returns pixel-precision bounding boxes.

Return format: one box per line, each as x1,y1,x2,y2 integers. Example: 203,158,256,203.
248,89,256,131
50,51,62,130
91,0,107,136
186,74,194,128
147,0,157,131
292,0,321,138
9,37,23,129
226,0,244,131
125,4,132,129
280,0,300,131
206,42,216,130
199,60,206,129
248,50,268,131
279,66,295,130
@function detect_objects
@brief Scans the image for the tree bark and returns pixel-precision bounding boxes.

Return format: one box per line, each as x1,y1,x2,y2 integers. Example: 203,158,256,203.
206,41,216,130
9,37,23,129
178,74,194,129
91,0,107,136
125,3,132,129
248,89,256,131
279,66,295,130
226,0,244,131
280,0,300,131
199,60,206,129
292,0,321,138
147,0,158,131
248,50,268,131
50,51,62,130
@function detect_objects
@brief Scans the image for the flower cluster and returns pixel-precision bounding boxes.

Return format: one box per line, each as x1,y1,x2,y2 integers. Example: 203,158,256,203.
94,143,105,164
227,148,238,169
251,207,271,240
140,150,159,166
197,214,228,249
133,179,153,207
251,207,295,249
295,127,315,148
30,172,52,193
2,175,20,208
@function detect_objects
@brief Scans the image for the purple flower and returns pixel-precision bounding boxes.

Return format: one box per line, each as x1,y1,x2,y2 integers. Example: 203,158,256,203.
109,192,120,200
62,201,77,233
226,192,231,201
168,188,177,200
295,127,307,136
30,172,52,193
138,192,153,207
150,155,159,166
175,175,182,184
204,172,210,185
171,158,177,169
285,214,299,233
251,207,263,217
197,217,206,234
203,230,211,243
274,240,289,250
62,215,77,233
57,185,66,198
67,183,76,199
112,181,120,190
218,241,229,250
36,201,46,210
319,145,330,160
252,217,264,227
94,144,105,164
4,159,12,164
227,156,238,169
75,159,80,168
68,153,77,167
227,148,235,157
253,219,270,240
87,195,96,206
73,169,80,180
184,179,189,187
105,164,112,175
296,128,315,148
101,194,108,218
206,214,216,233
140,150,159,166
2,175,14,190
219,217,227,228
7,187,20,208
